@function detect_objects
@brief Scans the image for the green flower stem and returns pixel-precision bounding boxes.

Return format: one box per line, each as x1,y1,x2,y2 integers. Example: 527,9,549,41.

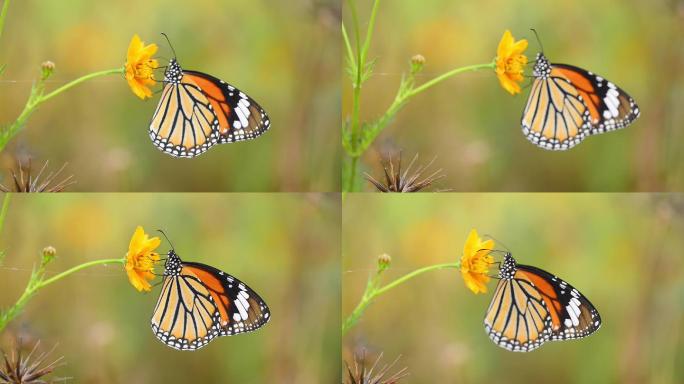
342,261,460,335
38,258,124,288
345,61,496,173
0,193,10,241
0,0,10,43
343,0,381,192
0,193,9,266
39,67,123,104
0,257,124,332
0,67,123,153
406,61,495,98
341,0,498,191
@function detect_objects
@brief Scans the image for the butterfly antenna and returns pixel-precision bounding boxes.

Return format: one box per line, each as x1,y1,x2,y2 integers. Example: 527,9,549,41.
482,234,513,253
530,28,544,54
160,32,178,59
157,229,176,251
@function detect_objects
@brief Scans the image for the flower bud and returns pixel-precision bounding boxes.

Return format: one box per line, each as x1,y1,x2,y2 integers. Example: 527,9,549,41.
377,253,391,272
41,61,55,80
41,246,56,266
410,54,425,74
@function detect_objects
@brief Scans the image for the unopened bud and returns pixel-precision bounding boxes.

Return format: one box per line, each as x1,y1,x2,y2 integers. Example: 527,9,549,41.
377,253,392,272
41,246,56,266
410,54,425,74
41,61,55,80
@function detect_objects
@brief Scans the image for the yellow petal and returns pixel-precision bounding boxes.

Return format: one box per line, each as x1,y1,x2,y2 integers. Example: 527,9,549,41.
125,226,161,292
125,34,159,100
497,30,514,58
494,30,528,96
511,38,528,55
460,229,495,294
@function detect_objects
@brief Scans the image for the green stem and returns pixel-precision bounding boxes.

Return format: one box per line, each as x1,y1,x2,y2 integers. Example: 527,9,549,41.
0,257,124,332
0,0,10,43
39,67,122,104
342,261,460,334
0,67,123,152
360,0,381,66
341,23,355,70
407,61,495,97
0,193,9,266
0,193,10,239
374,262,458,296
344,0,381,192
38,258,123,289
347,0,362,145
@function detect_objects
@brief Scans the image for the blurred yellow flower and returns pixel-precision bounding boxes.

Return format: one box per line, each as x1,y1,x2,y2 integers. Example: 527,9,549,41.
125,226,160,292
460,229,494,294
125,34,159,100
495,30,528,95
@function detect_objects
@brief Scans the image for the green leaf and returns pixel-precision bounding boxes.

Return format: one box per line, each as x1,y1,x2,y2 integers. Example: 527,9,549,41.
360,58,376,84
344,56,357,81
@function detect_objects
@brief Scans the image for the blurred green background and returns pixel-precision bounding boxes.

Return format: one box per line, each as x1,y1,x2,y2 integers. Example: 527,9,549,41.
343,194,684,383
344,0,684,191
0,0,340,192
0,193,340,383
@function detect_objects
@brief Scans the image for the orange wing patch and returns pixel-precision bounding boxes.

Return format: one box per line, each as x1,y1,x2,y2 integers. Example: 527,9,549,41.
518,270,564,330
184,74,231,133
183,266,231,326
552,67,601,124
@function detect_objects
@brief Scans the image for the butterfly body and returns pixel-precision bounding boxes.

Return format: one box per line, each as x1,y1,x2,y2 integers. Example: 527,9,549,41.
484,252,601,352
151,250,270,351
522,53,639,150
149,59,270,158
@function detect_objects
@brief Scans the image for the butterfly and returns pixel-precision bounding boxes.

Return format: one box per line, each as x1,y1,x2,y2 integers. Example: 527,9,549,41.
522,52,639,150
149,54,271,158
151,249,270,350
484,251,601,352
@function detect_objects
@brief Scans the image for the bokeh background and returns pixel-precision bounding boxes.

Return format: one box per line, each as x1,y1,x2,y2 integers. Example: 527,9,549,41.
343,0,684,191
0,0,340,192
343,194,684,383
0,193,340,383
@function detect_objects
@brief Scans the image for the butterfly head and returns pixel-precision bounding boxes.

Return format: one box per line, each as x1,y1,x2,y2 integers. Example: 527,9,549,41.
164,59,183,84
163,249,183,276
498,252,518,279
533,52,551,79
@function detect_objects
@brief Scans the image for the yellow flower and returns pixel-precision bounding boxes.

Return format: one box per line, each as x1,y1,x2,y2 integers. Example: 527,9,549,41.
460,229,495,294
495,30,528,95
125,226,160,292
124,34,159,100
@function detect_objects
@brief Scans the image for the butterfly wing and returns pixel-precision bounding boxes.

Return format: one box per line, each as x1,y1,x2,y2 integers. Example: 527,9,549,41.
484,262,601,352
183,70,271,144
516,264,601,341
552,64,640,135
484,274,554,352
521,72,592,150
522,55,639,151
151,261,270,351
151,271,223,350
181,261,270,337
149,77,221,158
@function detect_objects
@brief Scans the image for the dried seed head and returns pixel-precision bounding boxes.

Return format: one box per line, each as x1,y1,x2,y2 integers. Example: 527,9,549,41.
345,349,409,384
0,159,75,193
364,152,446,192
0,340,65,383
